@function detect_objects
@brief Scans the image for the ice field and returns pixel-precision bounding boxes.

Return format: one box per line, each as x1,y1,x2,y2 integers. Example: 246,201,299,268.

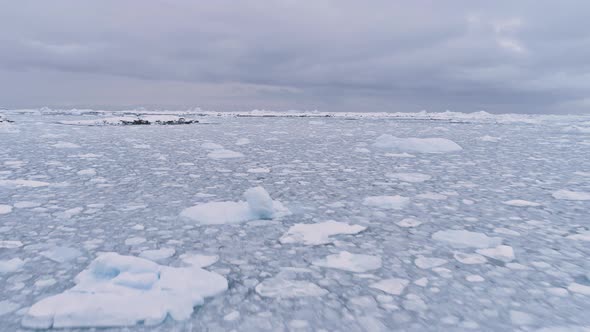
1,109,590,331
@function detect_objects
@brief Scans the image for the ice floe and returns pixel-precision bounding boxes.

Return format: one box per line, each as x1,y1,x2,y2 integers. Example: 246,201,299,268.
386,172,432,183
0,179,50,188
431,230,503,249
414,256,447,269
0,204,12,214
370,278,409,295
279,220,366,245
374,135,462,153
22,252,228,328
312,251,382,273
181,187,290,225
0,258,25,273
255,274,328,298
503,200,541,207
552,189,590,201
476,245,515,262
363,195,410,210
139,248,176,262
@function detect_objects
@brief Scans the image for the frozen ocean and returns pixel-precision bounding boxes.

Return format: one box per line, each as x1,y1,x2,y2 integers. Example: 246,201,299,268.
1,109,590,331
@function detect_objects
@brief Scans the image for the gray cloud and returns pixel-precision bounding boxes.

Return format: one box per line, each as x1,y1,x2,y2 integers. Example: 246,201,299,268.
1,0,589,113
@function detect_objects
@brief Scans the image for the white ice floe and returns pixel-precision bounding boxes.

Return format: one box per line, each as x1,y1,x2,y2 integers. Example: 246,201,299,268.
255,275,328,298
567,232,590,241
207,149,244,159
503,200,541,207
247,167,271,173
370,278,409,295
14,201,41,208
77,169,97,176
363,195,410,210
416,192,448,200
0,179,50,188
0,240,23,249
552,190,590,201
386,172,432,183
181,187,290,225
22,252,228,329
396,218,423,228
0,204,12,214
431,230,503,249
414,256,447,269
40,247,82,263
453,252,487,264
139,248,176,262
374,135,462,154
125,237,146,246
201,142,224,150
52,141,81,149
312,251,382,273
0,258,25,273
567,282,590,295
476,245,515,262
179,254,218,268
279,220,366,245
236,138,251,145
478,135,501,142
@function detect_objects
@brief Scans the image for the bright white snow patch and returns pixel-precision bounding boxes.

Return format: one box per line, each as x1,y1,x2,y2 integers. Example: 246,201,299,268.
503,200,541,207
312,251,382,273
181,187,290,225
370,278,409,295
567,282,590,295
22,252,228,329
431,230,503,249
363,195,410,210
0,204,12,214
386,172,432,183
279,220,366,245
552,190,590,201
374,135,462,154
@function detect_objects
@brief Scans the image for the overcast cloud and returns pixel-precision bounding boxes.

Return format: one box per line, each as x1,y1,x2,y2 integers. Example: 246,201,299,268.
1,1,589,113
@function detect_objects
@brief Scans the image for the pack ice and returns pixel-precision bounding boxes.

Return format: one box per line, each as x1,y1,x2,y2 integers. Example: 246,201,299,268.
373,134,462,153
181,187,290,225
22,252,228,328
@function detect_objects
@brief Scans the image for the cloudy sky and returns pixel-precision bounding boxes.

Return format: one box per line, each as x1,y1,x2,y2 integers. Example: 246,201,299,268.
1,1,589,113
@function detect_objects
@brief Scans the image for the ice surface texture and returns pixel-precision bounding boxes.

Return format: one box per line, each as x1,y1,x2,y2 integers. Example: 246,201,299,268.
22,253,227,328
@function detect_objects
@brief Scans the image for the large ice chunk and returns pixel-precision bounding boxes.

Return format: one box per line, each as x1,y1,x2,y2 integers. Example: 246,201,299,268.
22,252,228,329
280,221,366,245
181,187,290,225
374,135,462,153
312,251,382,273
431,230,503,249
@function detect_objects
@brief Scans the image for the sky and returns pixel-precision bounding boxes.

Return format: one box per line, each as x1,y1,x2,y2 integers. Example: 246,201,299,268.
1,1,589,114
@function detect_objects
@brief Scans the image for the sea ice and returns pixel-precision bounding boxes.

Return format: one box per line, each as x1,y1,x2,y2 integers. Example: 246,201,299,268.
312,251,382,273
0,204,12,214
207,149,244,159
431,230,503,249
370,278,409,295
181,187,290,225
476,245,515,262
22,253,228,328
363,195,410,210
0,258,25,273
279,220,366,245
503,200,541,207
374,135,462,153
552,189,590,201
386,172,432,183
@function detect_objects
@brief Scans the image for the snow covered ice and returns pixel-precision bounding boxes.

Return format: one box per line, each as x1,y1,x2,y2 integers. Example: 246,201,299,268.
1,109,590,330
